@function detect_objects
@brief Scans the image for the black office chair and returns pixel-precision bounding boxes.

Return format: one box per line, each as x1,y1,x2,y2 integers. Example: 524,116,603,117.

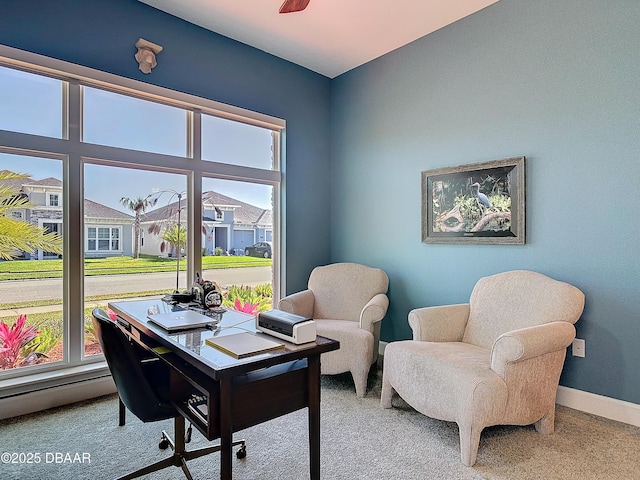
92,308,245,480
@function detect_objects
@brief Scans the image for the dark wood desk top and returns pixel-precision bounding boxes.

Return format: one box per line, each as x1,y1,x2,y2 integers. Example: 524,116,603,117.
109,299,338,380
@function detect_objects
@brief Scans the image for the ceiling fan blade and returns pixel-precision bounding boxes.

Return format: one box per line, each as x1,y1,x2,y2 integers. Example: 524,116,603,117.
279,0,311,14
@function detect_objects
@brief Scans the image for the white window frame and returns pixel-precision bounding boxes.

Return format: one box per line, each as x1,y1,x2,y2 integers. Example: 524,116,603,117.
86,226,122,253
48,193,59,207
0,44,285,410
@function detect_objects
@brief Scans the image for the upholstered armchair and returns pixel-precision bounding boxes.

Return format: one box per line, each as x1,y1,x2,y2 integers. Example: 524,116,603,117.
381,270,585,466
279,262,389,397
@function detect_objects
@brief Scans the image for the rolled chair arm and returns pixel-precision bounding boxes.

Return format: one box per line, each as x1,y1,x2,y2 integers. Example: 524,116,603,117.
278,289,315,318
408,304,470,342
360,293,389,332
491,321,576,377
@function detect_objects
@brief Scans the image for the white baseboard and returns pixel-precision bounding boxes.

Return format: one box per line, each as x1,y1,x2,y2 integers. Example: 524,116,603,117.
0,376,117,420
379,341,640,428
556,386,640,427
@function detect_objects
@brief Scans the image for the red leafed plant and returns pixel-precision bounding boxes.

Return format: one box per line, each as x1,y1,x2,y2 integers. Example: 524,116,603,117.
233,298,261,316
0,314,42,370
223,284,272,315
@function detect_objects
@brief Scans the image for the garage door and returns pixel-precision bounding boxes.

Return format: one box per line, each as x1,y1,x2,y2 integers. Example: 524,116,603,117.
233,230,254,252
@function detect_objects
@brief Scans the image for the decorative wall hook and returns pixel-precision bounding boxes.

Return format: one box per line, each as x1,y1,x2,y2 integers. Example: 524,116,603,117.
134,38,163,74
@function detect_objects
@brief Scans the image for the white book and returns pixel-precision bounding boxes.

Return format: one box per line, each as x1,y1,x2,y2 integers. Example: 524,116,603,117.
205,332,285,359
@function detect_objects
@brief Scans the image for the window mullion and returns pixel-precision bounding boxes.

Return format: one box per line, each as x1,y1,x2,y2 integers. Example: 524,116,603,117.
190,111,202,281
65,80,83,364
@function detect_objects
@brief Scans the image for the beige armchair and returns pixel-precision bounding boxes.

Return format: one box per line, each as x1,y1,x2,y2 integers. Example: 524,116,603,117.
381,270,585,466
279,262,389,397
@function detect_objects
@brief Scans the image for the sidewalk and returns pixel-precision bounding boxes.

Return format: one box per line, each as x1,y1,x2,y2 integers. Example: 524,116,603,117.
0,295,160,319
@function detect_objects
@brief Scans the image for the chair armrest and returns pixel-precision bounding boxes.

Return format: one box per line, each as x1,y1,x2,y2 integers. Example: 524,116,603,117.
491,321,576,376
278,289,315,319
407,304,470,342
359,293,389,331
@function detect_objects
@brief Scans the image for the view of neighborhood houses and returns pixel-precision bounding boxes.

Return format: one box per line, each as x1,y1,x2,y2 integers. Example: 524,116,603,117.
0,168,272,260
0,63,279,372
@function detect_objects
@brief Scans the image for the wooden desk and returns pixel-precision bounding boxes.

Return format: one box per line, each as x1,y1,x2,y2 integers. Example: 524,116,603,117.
108,299,338,480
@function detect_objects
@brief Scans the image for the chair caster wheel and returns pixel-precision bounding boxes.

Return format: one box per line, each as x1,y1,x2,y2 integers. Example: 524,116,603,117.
236,445,246,459
159,438,170,450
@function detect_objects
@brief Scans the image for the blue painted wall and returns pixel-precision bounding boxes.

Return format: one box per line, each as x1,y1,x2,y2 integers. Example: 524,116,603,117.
0,0,332,293
331,0,640,403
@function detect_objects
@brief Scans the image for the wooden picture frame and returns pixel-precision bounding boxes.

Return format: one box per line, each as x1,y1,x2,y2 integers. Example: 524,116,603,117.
422,156,525,244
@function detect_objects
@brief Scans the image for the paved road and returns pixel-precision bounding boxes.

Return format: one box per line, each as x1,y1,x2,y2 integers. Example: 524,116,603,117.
0,267,272,304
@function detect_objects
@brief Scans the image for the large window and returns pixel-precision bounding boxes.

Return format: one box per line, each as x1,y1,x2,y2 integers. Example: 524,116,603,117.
0,47,284,391
0,153,65,371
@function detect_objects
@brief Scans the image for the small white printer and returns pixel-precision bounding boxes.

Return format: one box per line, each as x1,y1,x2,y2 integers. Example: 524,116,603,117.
257,309,316,344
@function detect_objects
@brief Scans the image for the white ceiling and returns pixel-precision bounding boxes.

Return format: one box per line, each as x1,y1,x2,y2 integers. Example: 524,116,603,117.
139,0,500,78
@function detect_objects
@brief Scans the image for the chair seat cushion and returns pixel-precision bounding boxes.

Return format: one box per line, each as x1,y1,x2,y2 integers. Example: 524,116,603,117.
315,319,374,375
383,340,508,424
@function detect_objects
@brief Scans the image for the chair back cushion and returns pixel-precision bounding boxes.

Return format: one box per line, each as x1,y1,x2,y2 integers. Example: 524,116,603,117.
308,263,389,321
92,308,176,423
462,270,585,349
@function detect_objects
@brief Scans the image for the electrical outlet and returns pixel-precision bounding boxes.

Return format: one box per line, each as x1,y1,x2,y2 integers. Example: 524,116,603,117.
572,338,585,357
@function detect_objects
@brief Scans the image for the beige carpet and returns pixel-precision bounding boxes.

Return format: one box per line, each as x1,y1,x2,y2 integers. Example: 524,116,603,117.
1,368,639,479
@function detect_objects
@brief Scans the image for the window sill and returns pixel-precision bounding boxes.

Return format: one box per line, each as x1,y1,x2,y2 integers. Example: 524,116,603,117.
0,361,111,400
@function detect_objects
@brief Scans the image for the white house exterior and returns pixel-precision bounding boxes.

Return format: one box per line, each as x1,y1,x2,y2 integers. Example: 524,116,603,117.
139,190,272,257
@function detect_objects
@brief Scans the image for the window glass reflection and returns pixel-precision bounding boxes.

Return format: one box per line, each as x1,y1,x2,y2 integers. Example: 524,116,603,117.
83,87,187,156
202,115,275,170
83,164,188,357
201,177,274,315
0,66,63,138
0,153,65,370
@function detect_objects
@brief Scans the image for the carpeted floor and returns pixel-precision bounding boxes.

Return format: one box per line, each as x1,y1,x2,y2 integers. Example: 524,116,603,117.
1,368,639,480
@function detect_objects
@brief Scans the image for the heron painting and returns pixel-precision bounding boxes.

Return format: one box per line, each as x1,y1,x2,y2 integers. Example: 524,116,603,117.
422,157,525,244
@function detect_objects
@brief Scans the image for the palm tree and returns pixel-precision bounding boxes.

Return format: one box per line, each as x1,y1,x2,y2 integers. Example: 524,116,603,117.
0,171,63,260
119,194,156,259
160,223,187,257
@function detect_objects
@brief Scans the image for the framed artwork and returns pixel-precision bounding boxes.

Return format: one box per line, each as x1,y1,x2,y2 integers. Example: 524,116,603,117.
421,156,525,244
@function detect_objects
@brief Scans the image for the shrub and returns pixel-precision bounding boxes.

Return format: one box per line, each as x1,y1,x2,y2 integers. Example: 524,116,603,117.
0,314,44,369
34,323,63,357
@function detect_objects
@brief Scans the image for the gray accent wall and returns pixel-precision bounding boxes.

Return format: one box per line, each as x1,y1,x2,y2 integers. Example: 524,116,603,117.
330,0,640,403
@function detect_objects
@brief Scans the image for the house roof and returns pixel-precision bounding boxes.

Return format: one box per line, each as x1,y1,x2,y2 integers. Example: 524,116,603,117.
203,190,271,226
84,198,134,221
1,172,266,225
141,190,271,227
24,177,63,188
1,172,133,221
0,170,30,192
0,172,63,191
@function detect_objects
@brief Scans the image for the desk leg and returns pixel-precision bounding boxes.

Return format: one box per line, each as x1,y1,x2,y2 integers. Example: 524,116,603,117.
308,353,321,480
220,378,233,480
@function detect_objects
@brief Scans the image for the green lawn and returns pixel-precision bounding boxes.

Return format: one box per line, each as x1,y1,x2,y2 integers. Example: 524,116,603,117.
0,256,275,363
0,254,271,280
